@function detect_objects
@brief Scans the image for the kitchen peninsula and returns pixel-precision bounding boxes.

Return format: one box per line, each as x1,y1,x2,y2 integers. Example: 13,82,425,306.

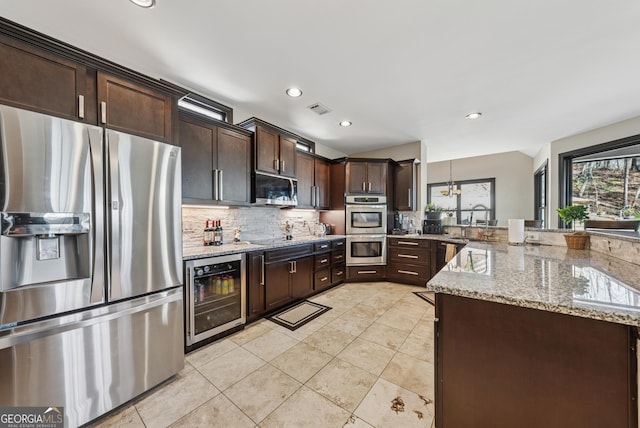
427,241,640,428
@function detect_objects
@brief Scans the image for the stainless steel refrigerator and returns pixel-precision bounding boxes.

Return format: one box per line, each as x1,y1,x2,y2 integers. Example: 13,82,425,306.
0,104,184,427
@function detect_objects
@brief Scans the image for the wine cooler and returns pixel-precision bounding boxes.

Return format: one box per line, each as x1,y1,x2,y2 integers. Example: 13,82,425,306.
185,253,246,348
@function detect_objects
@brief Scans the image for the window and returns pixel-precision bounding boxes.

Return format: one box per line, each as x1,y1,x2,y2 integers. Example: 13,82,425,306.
560,135,640,224
534,161,547,227
428,178,496,225
177,93,232,123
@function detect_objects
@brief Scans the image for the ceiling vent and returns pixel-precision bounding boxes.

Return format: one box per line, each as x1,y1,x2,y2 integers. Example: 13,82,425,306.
307,103,331,115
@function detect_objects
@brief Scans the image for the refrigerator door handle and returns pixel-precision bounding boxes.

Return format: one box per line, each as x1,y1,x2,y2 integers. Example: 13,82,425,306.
107,133,122,300
89,127,106,303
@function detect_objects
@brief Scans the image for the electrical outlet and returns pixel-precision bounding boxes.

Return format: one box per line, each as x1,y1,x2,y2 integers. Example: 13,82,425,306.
527,232,540,242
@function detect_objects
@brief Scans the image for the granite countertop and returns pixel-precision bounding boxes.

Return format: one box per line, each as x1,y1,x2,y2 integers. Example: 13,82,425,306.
427,241,640,326
183,235,346,260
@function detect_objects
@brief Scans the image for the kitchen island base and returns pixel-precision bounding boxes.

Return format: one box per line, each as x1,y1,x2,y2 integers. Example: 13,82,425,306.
435,293,637,428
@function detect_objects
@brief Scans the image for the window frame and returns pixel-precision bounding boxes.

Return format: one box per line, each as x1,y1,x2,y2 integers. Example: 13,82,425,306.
427,177,496,225
534,161,548,227
559,133,640,228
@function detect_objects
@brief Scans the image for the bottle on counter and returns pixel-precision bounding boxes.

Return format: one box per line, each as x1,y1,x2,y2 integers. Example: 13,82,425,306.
203,220,211,246
214,220,223,246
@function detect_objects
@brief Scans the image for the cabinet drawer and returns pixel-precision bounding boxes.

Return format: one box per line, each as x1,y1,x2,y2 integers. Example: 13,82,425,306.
389,246,429,263
331,265,346,284
314,268,331,290
332,250,345,264
314,241,331,252
314,253,332,270
347,265,385,281
387,262,430,285
331,239,346,249
265,244,312,263
388,237,432,249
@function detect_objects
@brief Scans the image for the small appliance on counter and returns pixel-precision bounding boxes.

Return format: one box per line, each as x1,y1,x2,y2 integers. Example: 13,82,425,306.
392,211,408,235
423,219,445,234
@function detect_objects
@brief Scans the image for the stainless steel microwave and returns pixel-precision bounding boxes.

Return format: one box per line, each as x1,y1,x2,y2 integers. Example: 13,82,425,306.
254,172,298,206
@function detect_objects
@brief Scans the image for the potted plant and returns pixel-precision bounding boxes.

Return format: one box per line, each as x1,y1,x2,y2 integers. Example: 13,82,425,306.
425,203,444,220
557,205,589,249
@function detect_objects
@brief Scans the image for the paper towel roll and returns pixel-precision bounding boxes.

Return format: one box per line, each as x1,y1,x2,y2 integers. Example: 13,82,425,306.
508,219,525,245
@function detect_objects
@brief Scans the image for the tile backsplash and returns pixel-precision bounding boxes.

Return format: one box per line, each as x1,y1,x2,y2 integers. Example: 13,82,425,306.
182,206,321,248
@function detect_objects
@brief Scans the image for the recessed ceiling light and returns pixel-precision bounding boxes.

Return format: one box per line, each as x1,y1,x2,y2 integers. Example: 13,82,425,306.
465,112,482,119
130,0,155,7
286,88,303,97
339,121,352,127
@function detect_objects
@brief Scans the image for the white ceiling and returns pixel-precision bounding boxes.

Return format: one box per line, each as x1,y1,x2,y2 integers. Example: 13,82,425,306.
2,1,640,161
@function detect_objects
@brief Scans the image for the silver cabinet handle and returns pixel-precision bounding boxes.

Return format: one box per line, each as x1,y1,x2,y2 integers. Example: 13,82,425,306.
362,182,366,191
219,170,223,200
398,269,419,276
398,241,419,246
368,182,372,192
358,270,377,274
408,188,412,209
274,159,280,171
260,255,265,286
293,260,297,273
320,244,329,249
335,270,344,276
78,95,85,119
212,169,219,200
320,276,328,282
311,185,316,207
100,101,107,123
281,160,285,173
320,258,329,264
398,254,419,259
334,254,343,260
315,187,320,207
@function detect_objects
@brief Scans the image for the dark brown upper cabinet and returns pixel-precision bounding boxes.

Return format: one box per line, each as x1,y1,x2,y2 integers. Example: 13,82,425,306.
253,125,296,177
296,151,331,210
394,159,418,211
238,118,306,179
0,33,96,123
346,160,387,195
178,112,251,205
97,72,174,143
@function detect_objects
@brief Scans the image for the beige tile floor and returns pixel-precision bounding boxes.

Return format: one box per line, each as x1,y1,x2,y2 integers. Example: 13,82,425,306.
91,282,436,428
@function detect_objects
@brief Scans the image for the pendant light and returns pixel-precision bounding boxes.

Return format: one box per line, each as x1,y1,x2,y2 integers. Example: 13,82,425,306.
440,160,462,197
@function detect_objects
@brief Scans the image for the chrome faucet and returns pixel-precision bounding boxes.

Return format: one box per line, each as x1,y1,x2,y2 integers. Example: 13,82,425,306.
470,204,491,239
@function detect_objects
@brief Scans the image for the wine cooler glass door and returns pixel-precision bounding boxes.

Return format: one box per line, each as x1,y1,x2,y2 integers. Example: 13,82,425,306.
186,254,246,346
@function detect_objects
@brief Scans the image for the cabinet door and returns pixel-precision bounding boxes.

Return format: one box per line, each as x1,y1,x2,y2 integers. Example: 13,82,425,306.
394,161,415,210
265,261,293,310
291,256,313,299
0,34,95,123
296,151,315,208
217,128,251,205
255,125,279,174
366,162,387,195
278,135,297,177
97,72,173,143
346,161,368,195
179,115,215,201
315,157,331,209
247,252,266,322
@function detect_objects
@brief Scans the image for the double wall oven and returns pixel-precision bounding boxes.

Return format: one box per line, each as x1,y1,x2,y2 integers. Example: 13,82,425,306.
345,196,387,266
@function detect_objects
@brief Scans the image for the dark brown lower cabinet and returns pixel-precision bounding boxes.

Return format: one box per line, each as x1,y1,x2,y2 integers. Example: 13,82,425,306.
346,265,385,281
435,293,637,428
247,252,266,323
291,256,313,299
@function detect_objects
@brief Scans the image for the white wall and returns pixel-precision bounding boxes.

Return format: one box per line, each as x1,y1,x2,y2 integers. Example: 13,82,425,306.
428,151,534,226
547,115,640,228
